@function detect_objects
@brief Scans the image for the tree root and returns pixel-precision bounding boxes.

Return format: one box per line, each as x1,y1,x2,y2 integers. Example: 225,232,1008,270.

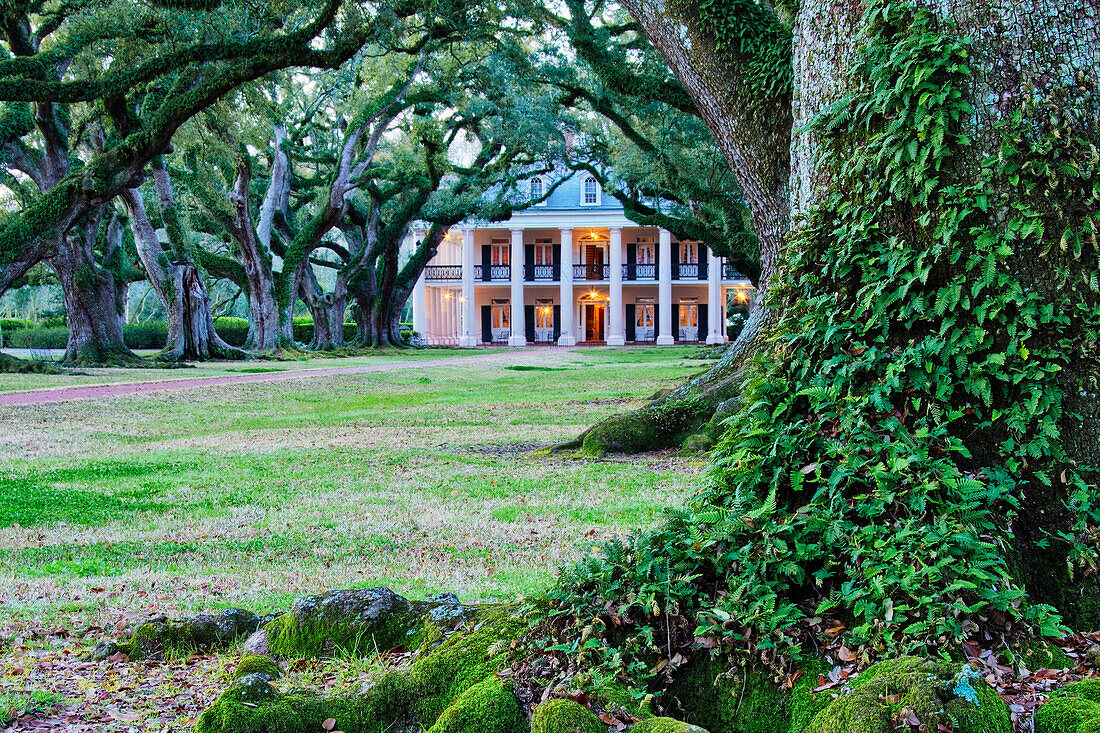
0,353,62,374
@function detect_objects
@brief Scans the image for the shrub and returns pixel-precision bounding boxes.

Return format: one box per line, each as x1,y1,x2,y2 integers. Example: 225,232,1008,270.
123,322,169,349
7,326,68,350
214,317,250,347
291,317,359,345
0,319,32,332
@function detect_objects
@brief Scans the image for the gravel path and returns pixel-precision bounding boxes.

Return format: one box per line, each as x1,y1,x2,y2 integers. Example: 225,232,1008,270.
0,350,529,406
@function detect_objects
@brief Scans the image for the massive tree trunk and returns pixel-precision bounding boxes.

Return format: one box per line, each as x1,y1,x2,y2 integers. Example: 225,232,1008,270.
243,128,288,352
546,5,1100,700
123,162,245,361
570,0,793,453
761,0,1098,627
51,210,138,365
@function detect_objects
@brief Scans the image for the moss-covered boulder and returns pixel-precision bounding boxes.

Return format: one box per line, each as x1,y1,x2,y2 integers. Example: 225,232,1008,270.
1034,679,1100,733
257,587,473,659
232,655,283,681
530,699,605,733
118,608,259,659
667,656,829,733
263,587,420,658
803,657,1011,733
426,677,525,733
630,718,707,733
196,605,524,733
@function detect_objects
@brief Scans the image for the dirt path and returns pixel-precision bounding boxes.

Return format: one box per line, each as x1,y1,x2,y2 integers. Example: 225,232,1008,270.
0,350,533,406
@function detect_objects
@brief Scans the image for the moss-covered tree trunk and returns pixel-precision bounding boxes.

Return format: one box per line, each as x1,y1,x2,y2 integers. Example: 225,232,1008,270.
51,213,137,365
123,163,245,362
572,0,792,453
783,0,1099,625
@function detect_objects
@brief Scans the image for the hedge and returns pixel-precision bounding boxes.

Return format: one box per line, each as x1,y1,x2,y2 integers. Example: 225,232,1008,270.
4,318,415,350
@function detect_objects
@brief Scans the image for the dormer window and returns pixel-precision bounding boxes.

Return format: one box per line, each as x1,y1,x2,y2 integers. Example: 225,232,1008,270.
582,176,600,206
530,177,547,206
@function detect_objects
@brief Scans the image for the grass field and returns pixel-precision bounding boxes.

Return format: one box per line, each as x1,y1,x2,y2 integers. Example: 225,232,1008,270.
0,345,713,729
0,346,507,393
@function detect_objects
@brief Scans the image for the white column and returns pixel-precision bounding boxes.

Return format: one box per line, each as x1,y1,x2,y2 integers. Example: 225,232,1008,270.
412,229,428,340
607,227,625,345
558,228,576,346
706,248,724,344
508,228,526,346
459,228,477,347
657,228,674,345
412,274,427,340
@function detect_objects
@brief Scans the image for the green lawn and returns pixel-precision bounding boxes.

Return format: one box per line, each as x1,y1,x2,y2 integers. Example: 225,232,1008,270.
0,345,714,626
0,345,508,393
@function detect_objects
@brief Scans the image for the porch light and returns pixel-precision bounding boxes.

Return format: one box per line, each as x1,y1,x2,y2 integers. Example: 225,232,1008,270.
736,290,749,302
443,292,451,300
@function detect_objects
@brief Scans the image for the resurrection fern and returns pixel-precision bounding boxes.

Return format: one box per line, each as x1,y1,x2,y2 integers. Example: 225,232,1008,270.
543,0,1100,692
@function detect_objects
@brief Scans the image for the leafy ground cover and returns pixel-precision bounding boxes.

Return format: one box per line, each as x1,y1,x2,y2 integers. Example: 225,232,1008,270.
0,346,711,730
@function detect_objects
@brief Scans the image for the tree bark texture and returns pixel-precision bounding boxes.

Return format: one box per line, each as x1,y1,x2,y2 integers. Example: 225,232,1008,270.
574,0,792,452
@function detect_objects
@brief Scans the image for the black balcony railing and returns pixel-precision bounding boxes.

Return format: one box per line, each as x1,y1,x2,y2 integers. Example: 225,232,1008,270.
724,262,747,280
489,265,510,281
573,263,609,280
524,264,558,281
673,263,708,280
424,265,462,281
623,263,656,281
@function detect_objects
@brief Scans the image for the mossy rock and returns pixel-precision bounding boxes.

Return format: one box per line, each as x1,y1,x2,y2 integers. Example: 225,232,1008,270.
196,605,525,733
264,587,420,658
667,655,828,733
531,699,605,733
629,718,707,733
680,434,714,454
195,677,406,733
803,657,1011,733
122,608,259,659
232,655,283,681
425,677,525,733
261,587,472,659
1035,679,1100,733
400,606,524,724
1014,642,1076,671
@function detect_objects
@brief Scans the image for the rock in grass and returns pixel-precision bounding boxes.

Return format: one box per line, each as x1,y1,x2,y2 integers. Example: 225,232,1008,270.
531,699,605,733
804,657,1011,733
629,718,708,733
259,587,473,659
1034,679,1100,733
122,608,260,659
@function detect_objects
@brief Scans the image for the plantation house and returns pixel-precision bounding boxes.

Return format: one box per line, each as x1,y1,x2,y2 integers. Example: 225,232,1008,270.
411,173,753,346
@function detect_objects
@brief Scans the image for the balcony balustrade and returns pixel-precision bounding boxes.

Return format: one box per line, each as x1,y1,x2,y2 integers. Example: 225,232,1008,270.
723,262,747,280
622,263,656,281
573,263,609,281
424,265,462,281
523,264,559,282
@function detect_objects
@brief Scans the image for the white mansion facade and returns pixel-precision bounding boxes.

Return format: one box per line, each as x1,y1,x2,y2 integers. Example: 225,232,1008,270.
410,173,754,347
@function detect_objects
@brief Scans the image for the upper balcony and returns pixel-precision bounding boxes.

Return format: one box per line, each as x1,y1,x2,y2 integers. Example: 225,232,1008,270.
423,261,747,284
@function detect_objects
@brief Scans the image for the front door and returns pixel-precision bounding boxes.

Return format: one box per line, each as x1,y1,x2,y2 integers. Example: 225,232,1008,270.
584,303,605,342
679,302,698,342
491,301,510,342
585,244,606,280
